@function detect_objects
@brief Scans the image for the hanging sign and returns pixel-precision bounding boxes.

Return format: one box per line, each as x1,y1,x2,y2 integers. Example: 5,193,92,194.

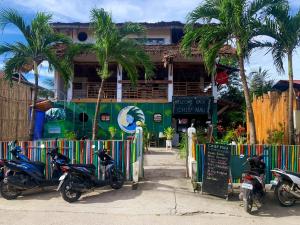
172,96,212,115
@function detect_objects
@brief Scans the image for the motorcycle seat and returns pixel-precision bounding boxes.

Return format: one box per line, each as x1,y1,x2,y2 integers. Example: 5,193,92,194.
288,171,300,178
27,161,45,168
71,164,96,169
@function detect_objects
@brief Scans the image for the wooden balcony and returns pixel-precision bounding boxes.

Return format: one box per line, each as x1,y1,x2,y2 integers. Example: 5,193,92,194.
73,82,116,99
72,81,211,102
173,82,211,96
122,81,168,100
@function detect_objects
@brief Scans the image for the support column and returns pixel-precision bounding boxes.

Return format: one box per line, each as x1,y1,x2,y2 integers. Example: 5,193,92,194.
168,63,173,102
117,64,122,102
212,74,218,137
67,80,73,102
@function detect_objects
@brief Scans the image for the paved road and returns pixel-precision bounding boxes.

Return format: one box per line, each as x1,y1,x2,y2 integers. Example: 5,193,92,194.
0,148,299,225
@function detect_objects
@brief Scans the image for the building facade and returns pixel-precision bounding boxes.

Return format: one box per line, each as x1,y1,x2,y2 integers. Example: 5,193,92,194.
47,22,233,142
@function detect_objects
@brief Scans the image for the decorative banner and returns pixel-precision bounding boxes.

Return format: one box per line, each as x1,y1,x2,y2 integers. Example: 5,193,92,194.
117,106,145,134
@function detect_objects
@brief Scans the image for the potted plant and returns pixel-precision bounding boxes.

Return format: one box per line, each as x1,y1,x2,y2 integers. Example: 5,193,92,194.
164,127,175,149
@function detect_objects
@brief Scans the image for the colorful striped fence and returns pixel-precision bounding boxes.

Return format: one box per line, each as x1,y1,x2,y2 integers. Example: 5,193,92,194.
0,139,143,181
195,144,300,184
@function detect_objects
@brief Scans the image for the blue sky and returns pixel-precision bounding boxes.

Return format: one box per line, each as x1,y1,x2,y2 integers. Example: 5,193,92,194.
1,0,300,86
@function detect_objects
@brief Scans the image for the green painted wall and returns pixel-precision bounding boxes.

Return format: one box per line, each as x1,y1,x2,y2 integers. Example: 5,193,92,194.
44,101,172,140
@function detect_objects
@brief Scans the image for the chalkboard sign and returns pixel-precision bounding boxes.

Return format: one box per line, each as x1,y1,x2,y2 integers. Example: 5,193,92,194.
202,143,231,198
172,96,212,115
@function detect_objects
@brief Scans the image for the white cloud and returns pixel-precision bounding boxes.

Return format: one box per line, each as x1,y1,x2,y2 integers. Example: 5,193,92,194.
3,0,201,22
2,0,300,81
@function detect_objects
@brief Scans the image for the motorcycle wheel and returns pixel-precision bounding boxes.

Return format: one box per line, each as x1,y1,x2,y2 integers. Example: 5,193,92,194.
243,190,253,213
60,179,81,203
275,181,296,207
0,180,21,200
110,169,124,190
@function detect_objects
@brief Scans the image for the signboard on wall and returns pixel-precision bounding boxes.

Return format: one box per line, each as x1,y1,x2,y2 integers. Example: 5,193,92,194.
202,143,231,198
117,106,145,134
172,96,212,115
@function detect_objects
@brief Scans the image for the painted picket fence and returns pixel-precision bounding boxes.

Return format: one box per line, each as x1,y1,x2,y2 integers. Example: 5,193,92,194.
0,139,143,181
195,144,300,184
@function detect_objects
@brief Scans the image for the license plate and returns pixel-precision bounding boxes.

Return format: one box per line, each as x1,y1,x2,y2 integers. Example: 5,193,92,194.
59,173,67,181
242,183,253,190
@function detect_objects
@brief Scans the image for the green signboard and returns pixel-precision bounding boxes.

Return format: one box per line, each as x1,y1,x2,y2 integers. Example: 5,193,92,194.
172,96,212,115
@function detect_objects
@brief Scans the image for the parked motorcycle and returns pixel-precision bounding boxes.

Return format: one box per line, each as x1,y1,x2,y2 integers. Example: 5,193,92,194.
0,159,4,182
0,142,70,200
239,155,266,213
57,148,124,203
271,168,300,206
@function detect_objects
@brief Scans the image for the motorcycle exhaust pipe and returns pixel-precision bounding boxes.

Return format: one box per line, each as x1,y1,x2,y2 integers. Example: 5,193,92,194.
289,190,300,198
70,183,89,192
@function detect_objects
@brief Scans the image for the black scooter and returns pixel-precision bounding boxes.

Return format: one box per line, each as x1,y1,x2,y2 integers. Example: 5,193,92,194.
239,155,266,213
0,159,4,182
0,143,70,200
57,148,124,203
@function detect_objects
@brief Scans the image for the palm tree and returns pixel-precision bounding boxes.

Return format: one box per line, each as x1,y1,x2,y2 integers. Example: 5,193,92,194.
249,67,274,98
260,2,300,144
0,9,73,140
181,0,283,144
90,9,154,140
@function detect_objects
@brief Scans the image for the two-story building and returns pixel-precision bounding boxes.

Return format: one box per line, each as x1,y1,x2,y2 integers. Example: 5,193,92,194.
45,22,235,142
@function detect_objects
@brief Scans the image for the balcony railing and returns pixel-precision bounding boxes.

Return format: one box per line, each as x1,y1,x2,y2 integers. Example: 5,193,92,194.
122,81,168,100
173,82,211,96
72,81,211,100
73,82,116,99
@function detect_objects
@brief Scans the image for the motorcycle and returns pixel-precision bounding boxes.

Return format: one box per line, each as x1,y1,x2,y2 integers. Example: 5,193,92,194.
57,147,124,203
271,168,300,206
0,142,70,200
0,159,4,182
239,155,266,213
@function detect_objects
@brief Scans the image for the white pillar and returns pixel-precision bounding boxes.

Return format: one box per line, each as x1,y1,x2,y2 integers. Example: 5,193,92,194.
168,63,173,102
117,64,122,102
212,74,217,103
67,80,73,102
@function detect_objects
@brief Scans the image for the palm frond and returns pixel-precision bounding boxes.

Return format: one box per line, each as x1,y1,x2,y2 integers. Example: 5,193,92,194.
0,8,31,41
119,22,145,37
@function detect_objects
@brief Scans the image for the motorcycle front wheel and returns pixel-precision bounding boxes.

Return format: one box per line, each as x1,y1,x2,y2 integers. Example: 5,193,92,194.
275,181,296,207
110,169,124,190
243,189,253,213
0,180,21,200
60,179,81,203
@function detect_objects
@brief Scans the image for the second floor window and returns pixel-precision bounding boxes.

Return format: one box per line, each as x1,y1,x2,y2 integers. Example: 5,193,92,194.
135,38,165,45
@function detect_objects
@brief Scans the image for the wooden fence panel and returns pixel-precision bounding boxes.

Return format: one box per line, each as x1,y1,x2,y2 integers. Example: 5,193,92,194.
0,79,32,141
248,92,291,144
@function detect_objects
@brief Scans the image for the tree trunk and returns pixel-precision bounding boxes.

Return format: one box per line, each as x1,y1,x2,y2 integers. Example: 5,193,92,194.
92,79,105,140
287,51,295,145
238,54,257,144
29,61,39,140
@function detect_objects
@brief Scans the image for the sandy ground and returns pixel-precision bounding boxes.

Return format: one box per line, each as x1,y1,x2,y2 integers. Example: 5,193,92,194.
0,148,299,225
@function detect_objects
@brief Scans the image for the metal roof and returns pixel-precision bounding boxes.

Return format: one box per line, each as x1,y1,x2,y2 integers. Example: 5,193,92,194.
272,80,300,91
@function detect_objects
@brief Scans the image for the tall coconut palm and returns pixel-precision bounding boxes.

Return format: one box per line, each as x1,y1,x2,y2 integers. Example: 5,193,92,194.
0,9,73,140
259,2,300,144
90,9,154,140
181,0,284,144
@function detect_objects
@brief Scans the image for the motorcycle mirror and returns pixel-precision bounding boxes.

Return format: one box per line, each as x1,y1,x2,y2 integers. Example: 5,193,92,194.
92,145,96,149
239,154,245,159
